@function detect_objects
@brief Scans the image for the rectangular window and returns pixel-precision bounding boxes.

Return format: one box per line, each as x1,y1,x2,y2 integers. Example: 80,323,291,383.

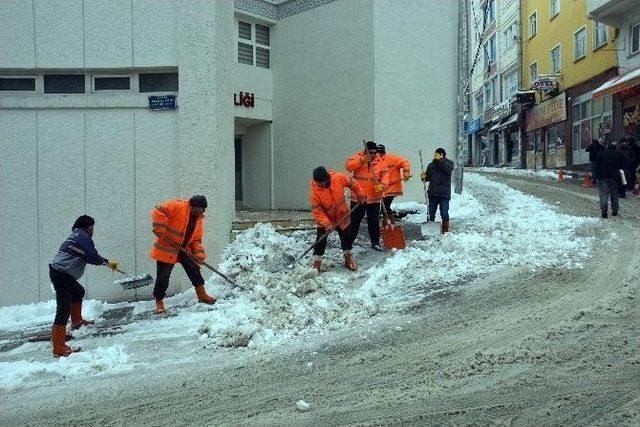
484,81,493,107
476,92,484,113
529,12,537,38
238,21,251,40
94,76,130,91
484,33,497,66
503,71,518,98
256,46,270,68
594,22,608,49
574,27,586,60
530,62,538,82
551,45,561,74
631,23,640,54
139,73,178,92
255,24,270,46
484,0,496,27
0,76,36,91
44,74,85,94
550,0,559,18
238,42,254,65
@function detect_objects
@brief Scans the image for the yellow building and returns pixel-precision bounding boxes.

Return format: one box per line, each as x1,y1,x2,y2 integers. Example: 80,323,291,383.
521,0,618,168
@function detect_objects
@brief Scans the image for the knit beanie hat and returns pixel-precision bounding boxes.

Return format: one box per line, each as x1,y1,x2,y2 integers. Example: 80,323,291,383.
72,215,95,231
365,140,378,151
313,166,330,182
376,144,386,154
189,195,208,208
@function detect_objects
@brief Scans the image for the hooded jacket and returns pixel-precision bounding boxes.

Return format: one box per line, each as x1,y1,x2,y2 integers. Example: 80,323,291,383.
309,171,364,229
50,229,108,279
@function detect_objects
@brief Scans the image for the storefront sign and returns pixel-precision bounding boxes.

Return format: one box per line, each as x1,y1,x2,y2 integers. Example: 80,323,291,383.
148,95,177,111
525,92,566,133
492,99,512,122
234,91,255,108
532,76,557,91
466,118,483,135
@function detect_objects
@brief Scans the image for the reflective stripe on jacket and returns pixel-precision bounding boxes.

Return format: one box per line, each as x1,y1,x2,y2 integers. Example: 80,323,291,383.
309,171,364,229
344,151,389,203
150,199,206,264
381,153,410,197
50,229,108,279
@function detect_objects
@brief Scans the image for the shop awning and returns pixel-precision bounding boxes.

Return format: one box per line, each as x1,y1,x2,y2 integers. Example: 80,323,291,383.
592,67,640,99
489,114,518,132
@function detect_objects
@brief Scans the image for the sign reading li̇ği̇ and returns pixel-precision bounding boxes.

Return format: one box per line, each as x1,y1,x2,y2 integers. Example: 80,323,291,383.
234,91,255,108
148,95,177,111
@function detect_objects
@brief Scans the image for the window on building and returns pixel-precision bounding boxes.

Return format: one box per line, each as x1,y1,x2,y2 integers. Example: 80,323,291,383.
594,21,608,49
529,12,537,38
476,92,484,113
94,76,130,91
550,0,560,19
503,71,518,99
503,24,517,51
631,23,640,54
44,74,85,94
574,27,586,61
484,81,493,107
484,33,497,67
237,20,271,69
0,76,36,91
484,0,496,27
551,45,561,74
530,62,538,83
139,73,178,92
572,94,612,150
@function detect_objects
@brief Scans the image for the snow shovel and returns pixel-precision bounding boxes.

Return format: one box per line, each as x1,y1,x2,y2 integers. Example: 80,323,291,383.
113,268,154,290
170,242,237,287
379,200,406,250
418,150,440,238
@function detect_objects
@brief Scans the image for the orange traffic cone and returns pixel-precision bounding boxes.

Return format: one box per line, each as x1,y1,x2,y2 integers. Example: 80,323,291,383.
582,173,593,188
558,169,565,181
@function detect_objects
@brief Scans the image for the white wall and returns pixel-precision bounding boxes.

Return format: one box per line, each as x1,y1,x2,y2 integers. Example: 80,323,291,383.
373,0,459,202
618,8,640,73
233,64,273,121
271,0,375,209
242,122,273,209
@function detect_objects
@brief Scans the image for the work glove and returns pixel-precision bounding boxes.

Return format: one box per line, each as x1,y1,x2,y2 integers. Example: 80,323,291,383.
107,260,120,272
402,173,412,182
434,152,443,161
358,196,367,205
374,184,384,193
420,171,428,182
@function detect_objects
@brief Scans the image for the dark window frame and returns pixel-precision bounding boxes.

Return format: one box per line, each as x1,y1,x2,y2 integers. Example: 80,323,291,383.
93,75,131,92
138,72,178,93
0,76,37,92
44,74,85,94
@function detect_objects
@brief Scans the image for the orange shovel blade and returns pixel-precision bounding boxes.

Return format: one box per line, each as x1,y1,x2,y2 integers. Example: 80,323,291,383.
381,224,406,250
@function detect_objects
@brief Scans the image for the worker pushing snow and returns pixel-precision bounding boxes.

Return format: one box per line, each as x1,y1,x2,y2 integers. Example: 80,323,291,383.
345,140,389,251
376,143,412,218
48,215,120,357
420,148,455,234
309,166,366,272
150,195,217,314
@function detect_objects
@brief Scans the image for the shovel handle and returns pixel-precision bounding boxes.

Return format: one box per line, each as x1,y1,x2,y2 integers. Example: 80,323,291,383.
176,246,237,287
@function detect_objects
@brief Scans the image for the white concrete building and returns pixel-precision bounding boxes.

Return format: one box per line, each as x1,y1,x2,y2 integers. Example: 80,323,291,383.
1,0,459,306
466,0,522,167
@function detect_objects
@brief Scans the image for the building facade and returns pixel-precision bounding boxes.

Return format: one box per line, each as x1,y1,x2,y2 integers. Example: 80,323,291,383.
521,0,618,169
0,0,459,306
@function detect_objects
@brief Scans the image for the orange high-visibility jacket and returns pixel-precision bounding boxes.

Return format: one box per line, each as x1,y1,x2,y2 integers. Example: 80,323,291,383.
345,151,389,203
309,171,364,230
150,199,206,264
381,153,411,197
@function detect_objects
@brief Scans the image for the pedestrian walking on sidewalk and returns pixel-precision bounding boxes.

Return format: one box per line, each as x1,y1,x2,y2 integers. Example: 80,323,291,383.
595,142,625,218
420,148,455,233
586,139,603,184
376,144,411,218
150,195,217,314
618,138,636,199
309,166,365,272
49,215,120,357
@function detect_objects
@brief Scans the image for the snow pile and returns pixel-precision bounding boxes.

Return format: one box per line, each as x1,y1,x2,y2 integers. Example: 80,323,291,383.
359,173,595,301
0,344,131,390
475,166,565,180
393,189,485,224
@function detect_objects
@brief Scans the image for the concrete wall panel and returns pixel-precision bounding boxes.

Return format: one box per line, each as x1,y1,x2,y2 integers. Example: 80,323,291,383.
34,0,84,68
0,112,39,305
133,0,177,67
0,0,36,69
83,111,135,301
37,111,86,300
84,0,134,68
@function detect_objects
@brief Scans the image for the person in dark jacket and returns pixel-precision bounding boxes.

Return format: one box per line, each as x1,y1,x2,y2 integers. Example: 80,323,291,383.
49,215,119,357
420,147,455,233
585,139,603,184
618,138,636,198
595,142,625,218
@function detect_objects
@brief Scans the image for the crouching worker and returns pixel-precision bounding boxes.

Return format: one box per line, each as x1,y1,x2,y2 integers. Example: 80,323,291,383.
309,166,365,272
49,215,119,357
150,196,216,315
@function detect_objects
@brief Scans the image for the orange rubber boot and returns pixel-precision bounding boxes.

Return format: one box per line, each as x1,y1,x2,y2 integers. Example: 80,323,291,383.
194,285,217,305
52,325,80,357
441,220,450,234
155,300,166,315
312,259,322,272
70,302,95,329
344,252,358,271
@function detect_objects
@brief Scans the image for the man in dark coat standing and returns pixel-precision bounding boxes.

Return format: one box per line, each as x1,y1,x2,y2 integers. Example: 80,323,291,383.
585,139,604,184
420,147,455,233
595,142,625,218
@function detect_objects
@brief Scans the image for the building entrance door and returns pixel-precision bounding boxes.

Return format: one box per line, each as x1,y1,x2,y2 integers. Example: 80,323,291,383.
234,138,243,204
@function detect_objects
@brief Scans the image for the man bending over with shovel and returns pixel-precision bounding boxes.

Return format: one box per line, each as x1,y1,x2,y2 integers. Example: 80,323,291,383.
49,215,119,357
150,195,216,314
309,166,366,272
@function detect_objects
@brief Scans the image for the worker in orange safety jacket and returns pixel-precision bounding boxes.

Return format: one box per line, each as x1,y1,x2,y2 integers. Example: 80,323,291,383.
150,195,216,314
377,144,411,218
345,140,389,251
309,166,366,272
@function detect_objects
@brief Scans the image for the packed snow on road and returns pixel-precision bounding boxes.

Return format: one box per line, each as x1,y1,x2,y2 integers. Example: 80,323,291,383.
0,173,598,390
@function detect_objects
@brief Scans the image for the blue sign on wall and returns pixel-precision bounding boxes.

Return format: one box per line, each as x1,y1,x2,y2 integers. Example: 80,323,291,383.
148,95,177,111
466,118,483,135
